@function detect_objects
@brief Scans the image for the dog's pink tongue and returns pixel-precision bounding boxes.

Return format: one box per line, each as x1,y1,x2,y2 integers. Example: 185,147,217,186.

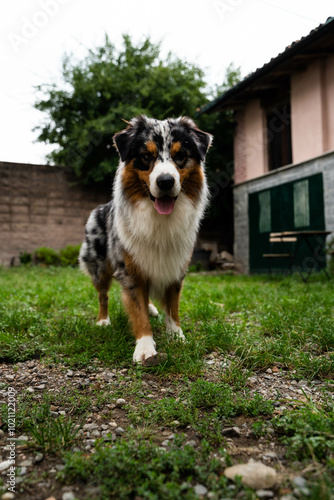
155,196,175,215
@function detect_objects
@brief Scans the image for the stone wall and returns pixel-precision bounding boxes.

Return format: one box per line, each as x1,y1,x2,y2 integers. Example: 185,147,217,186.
234,151,334,273
0,162,110,266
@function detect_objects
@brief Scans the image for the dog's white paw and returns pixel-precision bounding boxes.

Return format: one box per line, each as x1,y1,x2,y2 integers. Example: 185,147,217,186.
133,336,157,363
165,316,185,341
97,317,111,326
148,303,159,317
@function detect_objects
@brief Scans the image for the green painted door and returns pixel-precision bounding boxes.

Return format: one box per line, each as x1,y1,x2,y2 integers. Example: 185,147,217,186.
249,173,325,273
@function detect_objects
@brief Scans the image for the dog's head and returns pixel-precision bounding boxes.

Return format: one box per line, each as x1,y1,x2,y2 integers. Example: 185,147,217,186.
113,115,212,215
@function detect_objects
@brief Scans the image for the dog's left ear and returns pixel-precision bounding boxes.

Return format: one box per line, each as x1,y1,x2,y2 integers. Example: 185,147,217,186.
179,117,213,161
192,127,213,161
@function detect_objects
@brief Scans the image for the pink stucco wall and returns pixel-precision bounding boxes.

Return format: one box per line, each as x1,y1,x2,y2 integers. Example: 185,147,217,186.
234,55,334,184
234,99,266,183
325,55,334,152
291,60,325,163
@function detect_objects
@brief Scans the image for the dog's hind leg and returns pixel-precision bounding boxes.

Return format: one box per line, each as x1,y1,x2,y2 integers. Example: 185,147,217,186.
94,261,113,326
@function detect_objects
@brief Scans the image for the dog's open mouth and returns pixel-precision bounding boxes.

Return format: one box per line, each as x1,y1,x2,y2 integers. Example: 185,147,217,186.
150,194,177,215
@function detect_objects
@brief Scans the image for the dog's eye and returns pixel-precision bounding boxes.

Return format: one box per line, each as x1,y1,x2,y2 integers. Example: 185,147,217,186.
173,151,187,167
142,152,153,163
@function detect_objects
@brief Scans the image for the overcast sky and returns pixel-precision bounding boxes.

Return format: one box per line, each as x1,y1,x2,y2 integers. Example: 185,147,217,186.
1,0,333,164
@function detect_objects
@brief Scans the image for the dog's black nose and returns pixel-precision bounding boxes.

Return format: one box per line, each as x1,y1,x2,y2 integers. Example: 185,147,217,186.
157,174,175,191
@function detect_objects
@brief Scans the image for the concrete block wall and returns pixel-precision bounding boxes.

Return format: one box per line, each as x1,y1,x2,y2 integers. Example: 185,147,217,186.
234,151,334,274
0,162,110,266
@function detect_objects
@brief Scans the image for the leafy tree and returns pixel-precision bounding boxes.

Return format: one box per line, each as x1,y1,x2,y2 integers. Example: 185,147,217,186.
34,35,209,185
34,36,241,251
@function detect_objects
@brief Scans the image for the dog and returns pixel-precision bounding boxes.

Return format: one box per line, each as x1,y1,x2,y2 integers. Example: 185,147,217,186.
79,115,212,363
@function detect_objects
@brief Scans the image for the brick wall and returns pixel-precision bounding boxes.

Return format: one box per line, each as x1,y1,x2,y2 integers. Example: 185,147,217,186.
0,162,110,266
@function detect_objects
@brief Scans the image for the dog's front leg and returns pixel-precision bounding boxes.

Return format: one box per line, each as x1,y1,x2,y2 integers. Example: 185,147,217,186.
163,281,185,341
122,284,157,363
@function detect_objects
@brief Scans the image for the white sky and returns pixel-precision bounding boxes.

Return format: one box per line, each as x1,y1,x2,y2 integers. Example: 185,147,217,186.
0,0,333,164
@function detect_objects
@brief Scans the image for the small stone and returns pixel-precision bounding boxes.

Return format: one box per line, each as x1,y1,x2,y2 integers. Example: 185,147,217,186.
62,492,76,500
108,421,117,427
50,405,58,412
224,462,277,490
0,430,4,438
17,435,29,442
35,384,46,390
185,440,197,447
256,490,275,499
102,433,116,442
5,374,15,381
222,426,241,437
115,427,125,435
18,466,27,475
161,440,170,447
263,451,278,459
292,476,308,489
166,433,175,440
194,484,208,496
266,368,273,374
66,370,74,377
116,398,126,407
171,420,180,426
59,410,66,416
147,394,155,398
34,452,44,463
247,376,258,386
19,459,33,467
27,386,35,393
0,460,12,472
2,493,16,500
83,423,99,430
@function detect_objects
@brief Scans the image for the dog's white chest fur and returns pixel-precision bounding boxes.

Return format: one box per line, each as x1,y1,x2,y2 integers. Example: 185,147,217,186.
115,194,204,298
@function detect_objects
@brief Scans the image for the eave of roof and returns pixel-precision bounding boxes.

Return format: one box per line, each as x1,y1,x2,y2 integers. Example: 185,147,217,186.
198,16,334,115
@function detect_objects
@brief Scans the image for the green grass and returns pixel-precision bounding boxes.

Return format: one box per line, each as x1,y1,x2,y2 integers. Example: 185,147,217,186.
1,267,334,378
1,267,334,498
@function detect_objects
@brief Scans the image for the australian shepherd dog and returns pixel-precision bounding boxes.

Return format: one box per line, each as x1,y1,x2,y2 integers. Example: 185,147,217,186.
79,115,212,363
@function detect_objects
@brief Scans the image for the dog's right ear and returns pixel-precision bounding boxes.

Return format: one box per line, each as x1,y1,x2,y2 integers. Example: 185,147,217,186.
113,127,132,162
113,115,148,162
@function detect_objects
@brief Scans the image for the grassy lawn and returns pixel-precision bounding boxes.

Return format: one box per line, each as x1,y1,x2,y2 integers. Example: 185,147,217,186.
1,266,334,499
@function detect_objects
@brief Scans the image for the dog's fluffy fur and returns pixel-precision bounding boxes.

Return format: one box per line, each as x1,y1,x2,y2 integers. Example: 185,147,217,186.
79,115,212,362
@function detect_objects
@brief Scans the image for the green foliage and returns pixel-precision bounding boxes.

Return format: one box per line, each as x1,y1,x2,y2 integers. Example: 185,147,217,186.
61,439,251,500
19,251,32,264
32,245,80,267
34,34,210,186
273,398,334,462
34,246,60,266
27,416,81,454
59,244,81,267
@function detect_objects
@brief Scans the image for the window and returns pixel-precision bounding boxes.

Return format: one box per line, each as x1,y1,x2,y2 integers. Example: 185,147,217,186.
258,190,271,233
294,179,310,228
267,102,292,171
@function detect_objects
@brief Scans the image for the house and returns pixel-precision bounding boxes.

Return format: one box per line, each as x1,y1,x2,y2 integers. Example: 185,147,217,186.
199,17,334,273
